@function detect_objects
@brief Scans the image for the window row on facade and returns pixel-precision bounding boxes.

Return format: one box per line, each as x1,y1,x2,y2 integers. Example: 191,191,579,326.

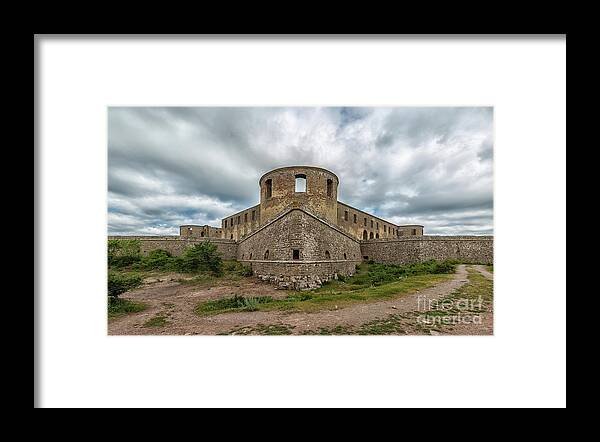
223,209,257,229
342,208,399,236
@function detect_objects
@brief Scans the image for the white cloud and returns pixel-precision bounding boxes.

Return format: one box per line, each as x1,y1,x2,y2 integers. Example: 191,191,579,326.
108,107,493,235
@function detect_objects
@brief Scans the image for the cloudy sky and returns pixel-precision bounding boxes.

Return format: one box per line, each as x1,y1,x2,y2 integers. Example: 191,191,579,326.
108,107,493,236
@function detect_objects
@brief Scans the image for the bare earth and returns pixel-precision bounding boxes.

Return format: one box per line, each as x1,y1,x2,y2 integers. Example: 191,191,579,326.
108,265,493,336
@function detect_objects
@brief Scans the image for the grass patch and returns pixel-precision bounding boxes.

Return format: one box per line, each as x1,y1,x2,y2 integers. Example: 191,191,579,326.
195,260,458,316
143,314,168,328
346,259,458,287
195,294,274,315
302,325,353,335
108,271,143,297
226,323,295,335
348,269,493,335
486,264,493,272
296,266,494,336
177,261,253,287
108,298,146,320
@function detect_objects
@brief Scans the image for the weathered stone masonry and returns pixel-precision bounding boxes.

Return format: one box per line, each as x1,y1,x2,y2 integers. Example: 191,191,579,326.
360,236,493,265
107,236,238,260
109,165,493,289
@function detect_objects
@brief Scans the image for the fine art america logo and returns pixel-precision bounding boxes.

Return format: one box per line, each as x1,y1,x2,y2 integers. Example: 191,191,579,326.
416,296,484,326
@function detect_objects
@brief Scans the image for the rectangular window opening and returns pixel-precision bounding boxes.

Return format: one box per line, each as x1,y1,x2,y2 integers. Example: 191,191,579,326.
292,249,300,260
295,174,307,192
265,179,272,198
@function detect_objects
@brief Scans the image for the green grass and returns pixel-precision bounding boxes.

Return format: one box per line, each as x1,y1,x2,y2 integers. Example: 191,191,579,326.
114,259,253,288
444,270,493,305
194,261,458,316
345,259,458,287
143,314,169,327
301,325,353,335
352,269,493,335
224,323,295,335
196,294,274,315
107,298,146,320
486,264,493,272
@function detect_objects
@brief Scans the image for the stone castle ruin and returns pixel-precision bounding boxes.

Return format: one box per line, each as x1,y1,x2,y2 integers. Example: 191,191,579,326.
110,166,493,289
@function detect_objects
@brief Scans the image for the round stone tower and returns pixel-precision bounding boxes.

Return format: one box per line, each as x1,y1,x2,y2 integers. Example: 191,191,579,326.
258,166,339,225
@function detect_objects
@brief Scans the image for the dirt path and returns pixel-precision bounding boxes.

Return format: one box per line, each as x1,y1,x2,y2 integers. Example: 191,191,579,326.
438,265,494,336
108,277,287,335
473,265,493,280
109,265,478,336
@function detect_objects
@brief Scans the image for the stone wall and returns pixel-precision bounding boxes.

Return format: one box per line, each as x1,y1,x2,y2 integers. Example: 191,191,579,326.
397,225,424,237
258,166,339,226
108,232,493,289
107,236,238,260
360,236,493,265
237,209,361,262
179,225,224,239
243,259,361,290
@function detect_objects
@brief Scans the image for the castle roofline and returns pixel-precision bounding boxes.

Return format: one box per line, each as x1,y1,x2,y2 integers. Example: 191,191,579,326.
258,165,339,184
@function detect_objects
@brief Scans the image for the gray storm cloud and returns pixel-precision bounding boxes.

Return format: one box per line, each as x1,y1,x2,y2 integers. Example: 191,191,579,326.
108,107,493,235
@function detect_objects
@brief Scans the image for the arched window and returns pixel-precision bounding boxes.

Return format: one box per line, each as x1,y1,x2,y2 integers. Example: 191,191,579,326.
200,232,205,237
264,250,270,259
363,230,368,240
249,253,253,260
376,233,380,239
230,234,233,239
295,174,307,192
327,179,333,197
325,250,331,259
343,253,347,260
369,232,374,239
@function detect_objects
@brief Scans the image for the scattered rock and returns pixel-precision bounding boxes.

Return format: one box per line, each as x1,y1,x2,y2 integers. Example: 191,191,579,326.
391,306,397,309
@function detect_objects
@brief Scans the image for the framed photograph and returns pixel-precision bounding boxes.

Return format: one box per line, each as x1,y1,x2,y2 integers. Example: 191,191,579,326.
107,106,494,337
35,35,566,408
